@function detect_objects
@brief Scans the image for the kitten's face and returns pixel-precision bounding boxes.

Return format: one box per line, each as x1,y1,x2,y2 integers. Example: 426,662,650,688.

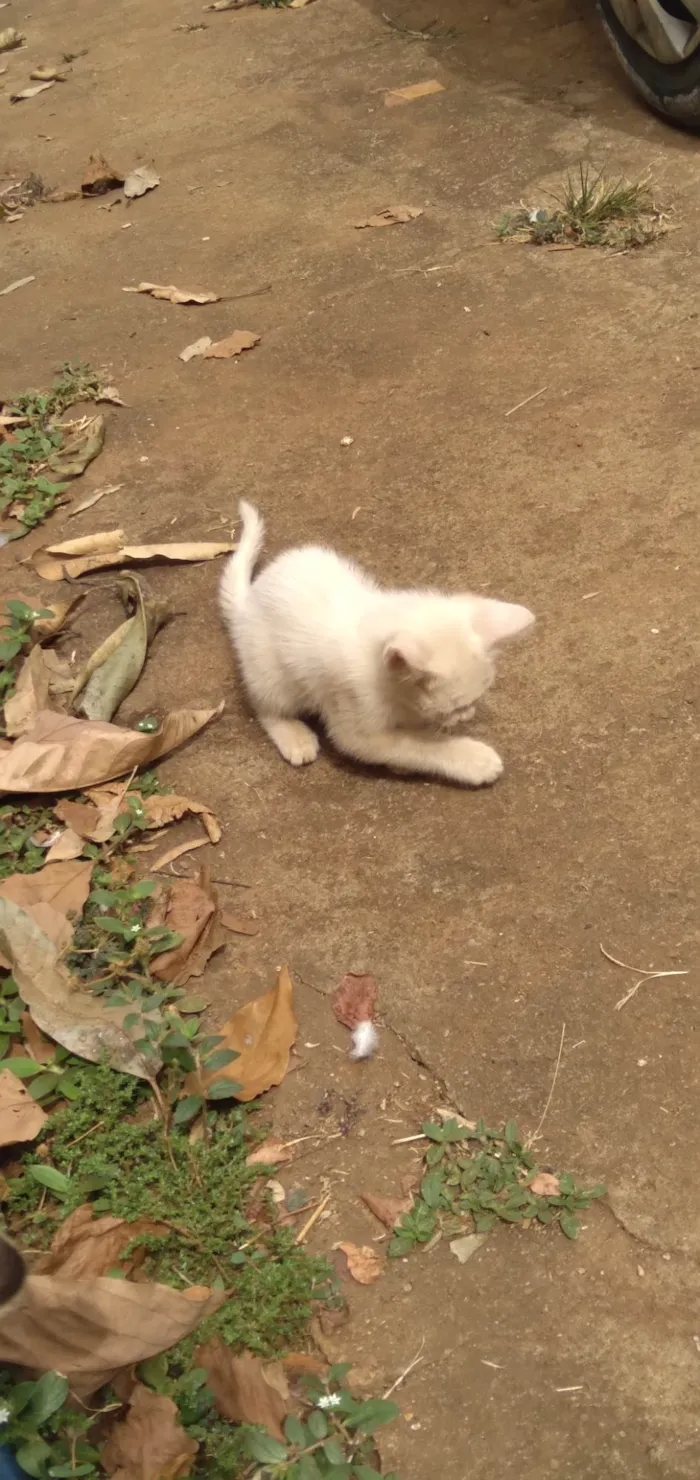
384,597,534,729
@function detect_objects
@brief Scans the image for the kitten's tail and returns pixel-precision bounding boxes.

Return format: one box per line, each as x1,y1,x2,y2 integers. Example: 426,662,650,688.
220,500,265,624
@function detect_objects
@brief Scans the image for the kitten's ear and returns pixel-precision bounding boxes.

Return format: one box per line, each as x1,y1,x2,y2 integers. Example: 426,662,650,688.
383,634,425,675
469,598,535,648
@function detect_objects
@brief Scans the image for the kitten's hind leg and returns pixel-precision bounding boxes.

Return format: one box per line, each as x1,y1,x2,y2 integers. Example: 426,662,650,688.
259,714,320,767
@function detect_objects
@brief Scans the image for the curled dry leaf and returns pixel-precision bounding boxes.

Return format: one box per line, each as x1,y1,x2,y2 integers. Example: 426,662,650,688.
355,205,423,229
20,1009,54,1064
124,283,220,305
361,1187,414,1230
44,827,84,863
47,414,105,479
336,1242,382,1285
449,1232,487,1265
0,704,224,792
0,1069,47,1148
0,1275,223,1398
30,64,68,81
30,531,235,580
203,330,261,359
54,778,131,846
179,336,212,363
140,791,221,843
0,859,94,966
41,188,81,204
123,165,160,199
0,27,24,50
195,1340,290,1438
102,1382,198,1480
150,838,208,872
245,1136,294,1168
220,912,259,935
74,577,169,722
529,1172,560,1197
186,964,297,1102
332,972,377,1030
35,1203,169,1279
10,80,56,101
0,895,160,1077
0,276,35,296
150,870,226,987
384,79,445,106
82,153,125,196
4,645,51,738
69,482,124,517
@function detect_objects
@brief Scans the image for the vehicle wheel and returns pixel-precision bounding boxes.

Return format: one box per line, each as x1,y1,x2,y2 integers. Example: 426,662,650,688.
598,0,700,126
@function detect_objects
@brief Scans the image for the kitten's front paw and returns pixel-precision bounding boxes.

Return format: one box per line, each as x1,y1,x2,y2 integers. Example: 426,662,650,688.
286,730,320,766
457,739,503,787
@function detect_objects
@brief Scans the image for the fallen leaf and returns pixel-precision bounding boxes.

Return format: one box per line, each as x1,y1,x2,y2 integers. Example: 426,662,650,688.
336,1242,382,1285
195,1341,289,1437
47,414,105,479
0,1069,47,1147
30,64,68,81
186,964,297,1102
0,276,35,296
361,1188,414,1230
124,283,219,305
69,482,123,517
74,577,169,722
0,859,93,964
10,81,56,101
332,972,377,1030
4,645,51,738
150,871,226,986
179,337,212,363
385,79,445,106
289,0,317,8
204,0,255,9
220,912,258,936
141,792,221,843
449,1232,487,1264
36,1204,169,1279
82,153,125,196
31,592,86,639
54,779,131,846
0,704,224,792
97,386,126,406
44,828,85,863
102,1382,198,1480
529,1172,560,1197
0,1275,223,1397
123,166,160,199
355,205,423,229
0,26,23,50
41,187,81,203
434,1107,477,1131
282,1353,326,1377
0,896,159,1077
245,1137,293,1168
30,533,235,580
20,1010,54,1064
150,838,209,872
203,330,260,359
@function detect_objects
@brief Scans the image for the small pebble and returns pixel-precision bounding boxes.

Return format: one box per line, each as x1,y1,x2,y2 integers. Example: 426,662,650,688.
340,435,354,446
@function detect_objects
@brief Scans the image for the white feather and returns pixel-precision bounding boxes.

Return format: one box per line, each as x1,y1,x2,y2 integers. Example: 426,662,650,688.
350,1020,378,1060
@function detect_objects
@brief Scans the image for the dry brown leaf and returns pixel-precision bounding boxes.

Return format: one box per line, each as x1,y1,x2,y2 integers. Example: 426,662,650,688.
69,482,123,517
221,913,259,936
195,1340,289,1437
0,1275,223,1397
245,1137,293,1169
150,872,226,986
54,781,131,846
179,337,212,363
4,645,52,738
384,79,445,106
360,1188,414,1230
36,1204,169,1279
46,416,105,481
336,1242,382,1285
186,965,297,1102
30,534,234,581
141,792,221,843
203,330,261,359
0,27,24,50
0,704,224,792
332,973,377,1030
30,64,68,81
44,827,85,863
150,838,209,872
123,166,160,199
0,896,159,1077
10,80,56,101
124,283,219,306
31,592,87,639
355,205,423,229
0,859,93,961
281,1353,327,1376
20,1010,54,1064
102,1382,198,1480
529,1172,560,1197
82,153,125,196
0,1069,47,1147
41,187,81,204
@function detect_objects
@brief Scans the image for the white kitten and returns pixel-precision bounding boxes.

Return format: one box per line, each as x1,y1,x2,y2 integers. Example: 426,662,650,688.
220,501,534,787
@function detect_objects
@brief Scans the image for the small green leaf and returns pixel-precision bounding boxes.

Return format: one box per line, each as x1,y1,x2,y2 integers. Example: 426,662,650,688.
29,1369,70,1422
173,1095,204,1126
421,1121,444,1142
307,1408,328,1439
559,1208,580,1240
129,879,156,898
345,1397,399,1434
284,1414,306,1446
328,1362,351,1383
206,1078,242,1100
4,1057,45,1079
27,1164,72,1195
138,1353,170,1391
15,1439,52,1478
244,1431,288,1464
323,1439,346,1465
28,1070,61,1101
419,1170,444,1209
352,1468,384,1480
203,1048,239,1071
504,1118,519,1149
298,1456,322,1480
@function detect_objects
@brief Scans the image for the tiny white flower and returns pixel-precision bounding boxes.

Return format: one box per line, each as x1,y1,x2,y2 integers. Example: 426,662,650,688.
317,1394,342,1410
0,1404,12,1425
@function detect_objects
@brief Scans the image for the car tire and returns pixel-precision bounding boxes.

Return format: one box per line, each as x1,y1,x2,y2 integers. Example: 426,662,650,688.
598,0,700,127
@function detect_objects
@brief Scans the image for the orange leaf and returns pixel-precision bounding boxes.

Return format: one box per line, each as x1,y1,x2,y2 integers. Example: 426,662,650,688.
186,964,297,1102
101,1381,198,1480
0,1070,47,1147
35,1204,169,1278
195,1340,290,1436
529,1172,560,1197
337,1242,383,1284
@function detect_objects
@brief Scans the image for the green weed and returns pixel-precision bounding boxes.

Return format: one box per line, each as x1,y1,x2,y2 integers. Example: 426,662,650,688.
0,599,53,707
496,165,668,249
1,361,109,535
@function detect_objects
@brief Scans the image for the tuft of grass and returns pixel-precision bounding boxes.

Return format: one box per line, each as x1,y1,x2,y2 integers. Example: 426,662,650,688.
1,361,109,536
496,164,669,249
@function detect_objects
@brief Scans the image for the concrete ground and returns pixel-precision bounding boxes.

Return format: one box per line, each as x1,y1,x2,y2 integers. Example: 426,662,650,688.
2,0,699,1474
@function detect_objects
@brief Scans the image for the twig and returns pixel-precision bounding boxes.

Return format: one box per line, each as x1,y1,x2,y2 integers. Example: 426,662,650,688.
65,1119,104,1147
600,941,687,1010
391,1132,428,1145
526,1022,565,1148
505,385,547,418
382,1337,426,1399
295,1191,331,1244
227,282,272,300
